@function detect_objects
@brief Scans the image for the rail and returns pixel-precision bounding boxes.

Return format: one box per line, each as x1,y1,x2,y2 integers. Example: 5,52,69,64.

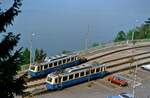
80,39,150,54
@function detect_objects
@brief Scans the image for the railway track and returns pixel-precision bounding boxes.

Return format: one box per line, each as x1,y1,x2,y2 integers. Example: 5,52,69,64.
81,41,150,59
26,78,46,88
109,58,150,74
87,47,150,74
86,43,150,61
106,54,150,69
26,44,149,84
104,51,150,68
25,43,132,83
24,42,150,97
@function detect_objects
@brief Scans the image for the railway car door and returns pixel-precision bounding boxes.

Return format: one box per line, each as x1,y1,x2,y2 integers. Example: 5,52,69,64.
87,67,92,82
37,66,43,76
57,77,62,90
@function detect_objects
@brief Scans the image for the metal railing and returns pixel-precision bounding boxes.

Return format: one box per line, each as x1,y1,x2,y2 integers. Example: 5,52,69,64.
80,39,150,54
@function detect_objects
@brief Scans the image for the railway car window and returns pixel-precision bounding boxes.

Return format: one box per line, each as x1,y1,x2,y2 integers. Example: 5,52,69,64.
69,74,74,80
49,63,52,67
86,70,90,75
44,65,48,69
47,77,52,82
63,59,66,64
75,56,77,60
39,65,44,71
101,67,103,71
37,66,40,71
30,66,35,71
67,58,70,62
100,67,102,71
91,69,95,74
58,60,62,65
54,62,57,67
104,66,106,71
63,76,68,81
40,66,42,71
76,56,79,60
80,72,84,77
37,66,41,71
96,68,100,72
55,78,58,83
71,57,75,61
58,77,62,83
75,73,79,78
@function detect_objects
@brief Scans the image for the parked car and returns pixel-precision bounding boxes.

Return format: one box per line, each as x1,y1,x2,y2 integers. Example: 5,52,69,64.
141,64,150,71
107,92,133,98
119,93,133,98
107,75,128,86
107,96,121,98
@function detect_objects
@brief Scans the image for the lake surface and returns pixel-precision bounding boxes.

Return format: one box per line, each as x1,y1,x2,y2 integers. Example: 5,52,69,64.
3,0,150,55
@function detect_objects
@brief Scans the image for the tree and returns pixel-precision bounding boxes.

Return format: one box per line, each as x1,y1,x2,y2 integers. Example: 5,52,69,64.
134,28,145,40
21,48,30,65
145,18,150,37
114,31,126,42
62,50,71,54
115,18,150,42
146,32,150,39
34,48,47,63
127,30,133,40
91,42,99,48
0,0,26,98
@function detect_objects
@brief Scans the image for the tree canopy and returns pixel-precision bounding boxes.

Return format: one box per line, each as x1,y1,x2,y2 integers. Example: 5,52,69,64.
21,48,30,65
114,18,150,42
62,50,71,54
114,31,126,42
0,0,26,98
34,48,47,63
91,42,99,47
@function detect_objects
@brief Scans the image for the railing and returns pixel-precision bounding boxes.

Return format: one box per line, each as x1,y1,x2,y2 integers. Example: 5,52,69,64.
80,39,150,54
21,64,29,70
19,64,29,73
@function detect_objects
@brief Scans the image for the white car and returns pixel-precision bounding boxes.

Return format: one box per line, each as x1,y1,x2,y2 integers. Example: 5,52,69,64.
118,93,133,98
108,93,133,98
141,64,150,71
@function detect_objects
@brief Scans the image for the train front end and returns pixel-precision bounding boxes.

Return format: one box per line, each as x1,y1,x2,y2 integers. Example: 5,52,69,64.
45,74,59,90
28,65,39,78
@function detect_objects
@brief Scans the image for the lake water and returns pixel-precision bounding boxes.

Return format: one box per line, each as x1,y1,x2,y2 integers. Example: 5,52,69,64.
4,0,150,55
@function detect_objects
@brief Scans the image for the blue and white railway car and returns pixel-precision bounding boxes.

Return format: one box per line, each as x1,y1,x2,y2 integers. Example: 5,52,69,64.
28,53,87,78
45,63,108,90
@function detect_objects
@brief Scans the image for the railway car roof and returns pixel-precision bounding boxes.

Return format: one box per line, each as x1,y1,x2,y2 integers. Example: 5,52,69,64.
32,52,79,66
64,63,105,73
47,63,105,78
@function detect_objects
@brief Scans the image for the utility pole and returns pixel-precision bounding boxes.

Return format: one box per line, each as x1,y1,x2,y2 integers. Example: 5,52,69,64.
30,33,35,66
133,61,138,98
85,24,90,49
132,20,138,98
132,30,135,42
